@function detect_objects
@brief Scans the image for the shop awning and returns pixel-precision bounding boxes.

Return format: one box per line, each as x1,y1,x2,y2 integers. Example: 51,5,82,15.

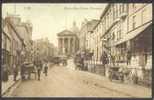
113,21,152,46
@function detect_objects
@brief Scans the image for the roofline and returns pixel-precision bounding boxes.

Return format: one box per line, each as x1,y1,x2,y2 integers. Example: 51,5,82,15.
100,4,111,19
91,4,111,33
91,20,101,32
6,19,26,47
80,19,99,32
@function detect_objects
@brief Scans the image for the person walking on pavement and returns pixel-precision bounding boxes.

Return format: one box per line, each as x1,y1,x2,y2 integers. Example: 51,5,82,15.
13,63,18,81
100,51,109,76
80,53,85,70
43,62,48,76
21,63,26,80
126,50,131,65
37,60,42,81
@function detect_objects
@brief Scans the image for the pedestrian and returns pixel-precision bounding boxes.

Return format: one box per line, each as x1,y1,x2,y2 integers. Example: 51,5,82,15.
43,63,48,76
47,61,50,69
2,64,9,82
13,64,18,81
80,53,85,70
126,50,131,65
111,54,115,66
36,60,42,81
21,63,26,80
100,51,109,76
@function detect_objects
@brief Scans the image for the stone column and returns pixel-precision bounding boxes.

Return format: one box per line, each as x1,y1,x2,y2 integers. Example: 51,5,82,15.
72,37,76,54
62,37,65,54
60,38,63,54
58,38,61,54
68,37,71,55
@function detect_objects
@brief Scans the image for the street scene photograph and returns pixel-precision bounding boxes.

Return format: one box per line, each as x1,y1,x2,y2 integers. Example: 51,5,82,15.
1,3,152,97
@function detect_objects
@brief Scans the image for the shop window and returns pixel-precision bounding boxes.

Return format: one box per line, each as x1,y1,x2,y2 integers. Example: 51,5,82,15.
6,38,11,51
108,11,111,27
115,5,118,18
112,32,115,40
119,4,122,14
141,9,146,24
113,5,116,21
122,4,125,13
132,15,136,29
106,13,109,29
104,18,106,32
3,34,7,49
119,29,122,39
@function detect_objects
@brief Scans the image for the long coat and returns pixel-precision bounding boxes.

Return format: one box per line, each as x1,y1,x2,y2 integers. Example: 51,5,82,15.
101,52,109,65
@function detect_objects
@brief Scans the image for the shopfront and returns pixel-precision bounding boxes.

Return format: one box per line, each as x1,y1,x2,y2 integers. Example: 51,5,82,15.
130,24,152,86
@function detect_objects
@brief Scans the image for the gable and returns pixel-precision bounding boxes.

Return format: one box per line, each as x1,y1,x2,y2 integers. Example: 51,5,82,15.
57,29,76,37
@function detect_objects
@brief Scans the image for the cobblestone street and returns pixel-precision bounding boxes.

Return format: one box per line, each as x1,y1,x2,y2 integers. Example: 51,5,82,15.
5,60,151,97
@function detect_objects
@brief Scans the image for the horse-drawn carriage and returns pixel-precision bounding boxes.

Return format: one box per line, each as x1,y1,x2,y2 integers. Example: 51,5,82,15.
74,54,84,70
108,66,124,82
59,55,67,66
21,62,37,80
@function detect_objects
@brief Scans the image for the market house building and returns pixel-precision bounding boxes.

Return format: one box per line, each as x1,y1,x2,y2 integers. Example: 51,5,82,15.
57,30,79,56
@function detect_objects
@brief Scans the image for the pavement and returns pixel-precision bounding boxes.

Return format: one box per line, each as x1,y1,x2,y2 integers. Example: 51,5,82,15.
2,75,21,96
2,59,151,97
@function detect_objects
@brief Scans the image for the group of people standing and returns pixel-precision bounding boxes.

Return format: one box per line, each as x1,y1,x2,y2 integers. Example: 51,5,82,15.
13,60,49,81
32,60,49,81
74,52,86,70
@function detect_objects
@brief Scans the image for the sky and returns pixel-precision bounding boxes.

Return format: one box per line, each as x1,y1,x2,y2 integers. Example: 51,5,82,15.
2,3,107,47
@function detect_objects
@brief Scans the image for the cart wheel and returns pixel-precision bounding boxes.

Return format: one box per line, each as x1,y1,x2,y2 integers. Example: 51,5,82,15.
22,75,25,80
109,73,112,81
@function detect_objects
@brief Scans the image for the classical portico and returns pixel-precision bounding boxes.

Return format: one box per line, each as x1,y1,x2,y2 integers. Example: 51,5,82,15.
57,30,79,56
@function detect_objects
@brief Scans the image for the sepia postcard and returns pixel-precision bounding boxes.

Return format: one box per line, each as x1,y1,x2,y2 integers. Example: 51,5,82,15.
1,2,152,99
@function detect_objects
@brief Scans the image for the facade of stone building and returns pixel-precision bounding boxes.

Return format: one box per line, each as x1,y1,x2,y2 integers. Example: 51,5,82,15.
100,3,152,78
2,15,34,75
79,19,99,52
88,20,103,64
85,3,152,85
57,30,79,56
15,19,33,62
2,16,26,74
2,19,12,74
32,38,56,61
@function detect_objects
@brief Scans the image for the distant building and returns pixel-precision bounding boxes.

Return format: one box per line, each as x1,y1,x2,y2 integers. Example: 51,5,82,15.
79,19,99,52
33,38,56,61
